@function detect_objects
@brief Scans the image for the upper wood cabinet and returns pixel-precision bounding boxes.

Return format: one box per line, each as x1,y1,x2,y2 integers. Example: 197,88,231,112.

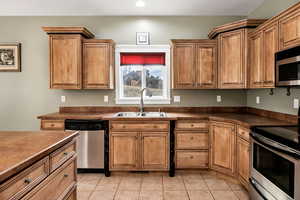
279,10,300,50
218,29,247,89
171,40,217,89
49,35,83,89
83,40,115,89
210,121,236,177
43,27,114,90
249,23,278,88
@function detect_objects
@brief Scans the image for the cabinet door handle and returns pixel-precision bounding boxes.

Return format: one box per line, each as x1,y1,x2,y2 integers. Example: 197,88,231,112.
190,137,194,140
63,152,68,156
190,156,194,159
24,178,32,184
64,174,69,178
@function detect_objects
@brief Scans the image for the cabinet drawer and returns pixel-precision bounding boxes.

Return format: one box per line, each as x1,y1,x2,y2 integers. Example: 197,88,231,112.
0,157,49,200
22,157,76,200
176,121,208,130
41,120,65,130
50,140,76,172
176,132,208,150
237,126,250,142
176,151,208,169
111,121,169,131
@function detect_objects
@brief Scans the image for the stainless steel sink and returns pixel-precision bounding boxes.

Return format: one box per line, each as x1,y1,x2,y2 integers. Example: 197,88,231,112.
114,112,166,118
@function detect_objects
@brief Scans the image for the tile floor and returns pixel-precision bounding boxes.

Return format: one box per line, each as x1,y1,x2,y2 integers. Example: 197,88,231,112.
77,170,249,200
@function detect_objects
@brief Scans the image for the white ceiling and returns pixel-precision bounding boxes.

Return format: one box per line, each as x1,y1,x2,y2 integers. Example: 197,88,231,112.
0,0,265,16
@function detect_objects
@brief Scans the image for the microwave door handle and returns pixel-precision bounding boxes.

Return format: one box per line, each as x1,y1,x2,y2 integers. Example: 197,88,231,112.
250,132,300,156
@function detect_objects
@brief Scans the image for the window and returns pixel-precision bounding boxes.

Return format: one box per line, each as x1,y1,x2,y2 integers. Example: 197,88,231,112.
115,45,170,104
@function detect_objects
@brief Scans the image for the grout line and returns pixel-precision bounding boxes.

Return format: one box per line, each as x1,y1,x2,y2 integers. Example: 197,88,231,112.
112,174,123,200
180,173,191,200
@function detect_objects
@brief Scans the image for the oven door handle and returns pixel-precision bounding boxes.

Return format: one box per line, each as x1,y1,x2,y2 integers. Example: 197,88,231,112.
250,132,300,156
249,178,268,200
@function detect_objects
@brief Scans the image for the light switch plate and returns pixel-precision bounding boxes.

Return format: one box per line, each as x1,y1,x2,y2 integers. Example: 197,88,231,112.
104,96,109,103
293,99,299,109
217,95,221,103
174,96,181,103
61,96,66,103
256,96,260,104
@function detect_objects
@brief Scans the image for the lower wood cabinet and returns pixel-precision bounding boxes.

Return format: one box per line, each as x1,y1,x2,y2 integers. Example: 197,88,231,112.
40,120,65,131
176,150,208,169
237,127,250,190
109,128,169,171
209,121,236,177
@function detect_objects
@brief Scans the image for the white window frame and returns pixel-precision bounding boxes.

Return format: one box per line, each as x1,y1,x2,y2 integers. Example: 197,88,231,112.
115,45,171,105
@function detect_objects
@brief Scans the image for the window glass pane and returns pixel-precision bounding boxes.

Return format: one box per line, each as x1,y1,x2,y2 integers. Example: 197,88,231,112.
121,65,142,97
145,65,164,97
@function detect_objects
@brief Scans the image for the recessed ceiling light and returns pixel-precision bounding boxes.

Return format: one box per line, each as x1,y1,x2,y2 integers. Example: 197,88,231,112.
136,0,145,7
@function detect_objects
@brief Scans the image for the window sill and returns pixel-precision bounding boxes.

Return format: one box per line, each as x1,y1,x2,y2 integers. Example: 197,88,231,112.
116,99,171,105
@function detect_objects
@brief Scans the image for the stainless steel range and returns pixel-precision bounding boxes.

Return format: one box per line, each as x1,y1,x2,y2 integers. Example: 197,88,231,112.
250,125,300,200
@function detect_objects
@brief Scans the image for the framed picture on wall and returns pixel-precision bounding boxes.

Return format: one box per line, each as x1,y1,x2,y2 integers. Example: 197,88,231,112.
0,43,21,72
136,32,150,45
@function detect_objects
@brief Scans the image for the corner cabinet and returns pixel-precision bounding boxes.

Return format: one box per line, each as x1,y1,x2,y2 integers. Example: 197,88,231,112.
209,121,236,177
109,121,169,171
43,27,114,90
171,40,217,89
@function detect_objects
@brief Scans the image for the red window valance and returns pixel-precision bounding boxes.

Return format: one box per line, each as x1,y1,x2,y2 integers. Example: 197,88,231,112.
121,53,165,65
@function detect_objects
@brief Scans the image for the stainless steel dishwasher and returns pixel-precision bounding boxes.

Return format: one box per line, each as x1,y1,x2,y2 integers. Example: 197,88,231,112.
65,119,109,175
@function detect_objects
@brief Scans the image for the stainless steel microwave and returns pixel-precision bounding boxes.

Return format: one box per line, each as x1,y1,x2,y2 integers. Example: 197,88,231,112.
276,46,300,86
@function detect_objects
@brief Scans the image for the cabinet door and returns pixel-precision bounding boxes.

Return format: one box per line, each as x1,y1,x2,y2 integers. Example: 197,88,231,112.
173,43,195,89
279,11,300,50
83,42,113,89
141,133,168,170
50,35,82,89
263,24,278,88
237,137,250,190
218,30,246,88
249,31,264,88
210,121,236,176
195,44,217,88
110,132,139,170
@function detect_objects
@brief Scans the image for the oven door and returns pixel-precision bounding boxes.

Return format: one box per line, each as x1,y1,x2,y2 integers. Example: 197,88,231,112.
250,134,300,200
276,56,300,86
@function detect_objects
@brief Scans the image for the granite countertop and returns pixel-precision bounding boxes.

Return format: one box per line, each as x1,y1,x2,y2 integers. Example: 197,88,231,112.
0,131,78,183
38,112,295,128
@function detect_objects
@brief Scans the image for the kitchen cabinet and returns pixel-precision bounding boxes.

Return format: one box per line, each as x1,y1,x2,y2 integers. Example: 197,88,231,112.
40,120,65,130
83,40,115,89
279,10,300,50
175,120,209,169
218,29,247,88
110,132,139,170
109,121,169,171
249,23,278,88
49,34,83,89
171,40,217,89
237,135,250,190
210,121,236,176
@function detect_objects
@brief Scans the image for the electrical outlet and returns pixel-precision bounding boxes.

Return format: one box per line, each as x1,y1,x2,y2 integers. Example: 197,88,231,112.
104,96,109,103
256,96,260,104
174,96,181,103
217,95,221,103
293,99,299,109
61,96,66,103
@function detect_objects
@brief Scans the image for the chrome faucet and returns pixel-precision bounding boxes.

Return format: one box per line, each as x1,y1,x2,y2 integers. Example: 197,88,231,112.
140,88,147,113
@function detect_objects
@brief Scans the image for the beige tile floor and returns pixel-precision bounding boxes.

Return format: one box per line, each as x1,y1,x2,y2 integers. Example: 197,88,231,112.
77,170,249,200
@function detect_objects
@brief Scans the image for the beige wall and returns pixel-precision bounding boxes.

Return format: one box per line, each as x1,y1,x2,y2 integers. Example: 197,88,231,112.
247,0,300,115
0,16,246,130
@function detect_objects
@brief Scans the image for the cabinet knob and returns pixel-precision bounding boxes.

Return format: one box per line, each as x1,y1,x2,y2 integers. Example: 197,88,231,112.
190,137,194,140
64,174,69,178
51,124,55,127
63,152,68,156
24,178,32,184
190,156,194,159
191,124,194,127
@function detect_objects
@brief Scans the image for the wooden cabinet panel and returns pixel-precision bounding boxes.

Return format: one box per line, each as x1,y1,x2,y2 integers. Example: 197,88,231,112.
218,29,246,88
83,41,114,89
263,24,278,87
176,151,208,169
176,120,208,131
279,11,300,50
141,133,168,170
237,126,250,142
195,44,217,88
176,132,208,150
110,132,139,170
50,35,82,89
22,157,76,200
0,157,49,200
41,120,64,130
173,43,195,88
210,121,236,176
111,121,169,131
249,31,264,88
237,137,250,190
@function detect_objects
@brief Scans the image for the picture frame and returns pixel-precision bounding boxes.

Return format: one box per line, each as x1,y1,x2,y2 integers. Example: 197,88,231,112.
136,32,150,45
0,43,21,72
